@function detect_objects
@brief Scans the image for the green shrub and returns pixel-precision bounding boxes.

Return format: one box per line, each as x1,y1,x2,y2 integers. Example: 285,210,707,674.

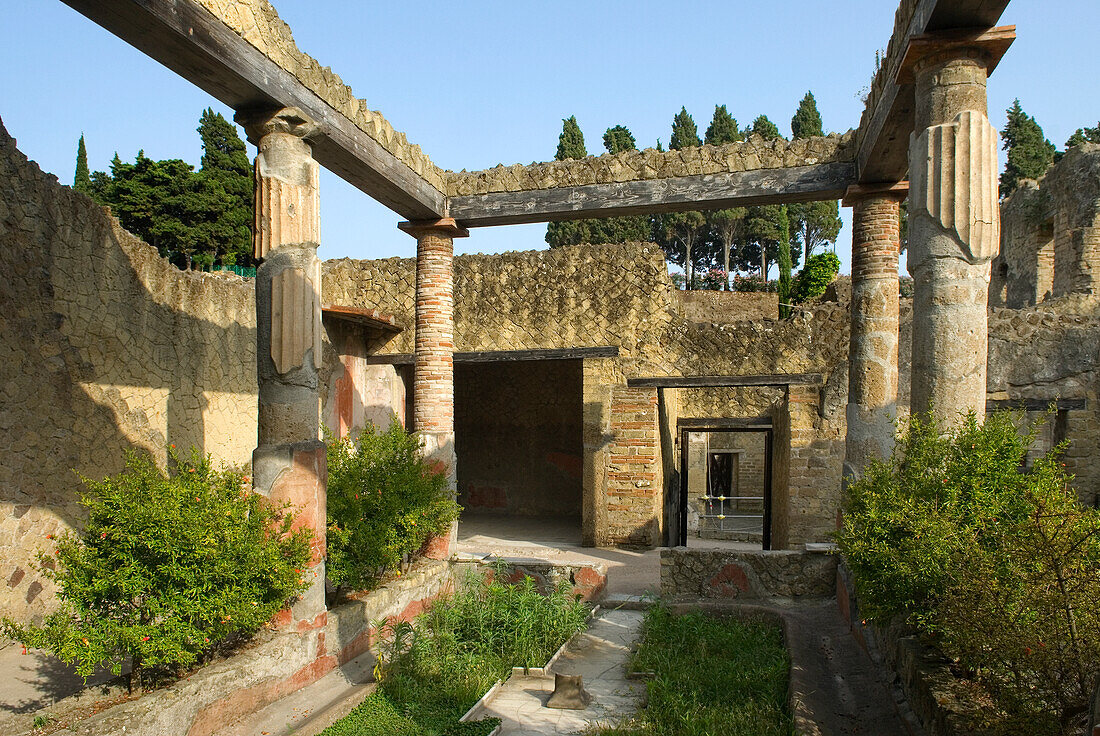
837,411,1100,729
793,251,840,303
325,422,460,591
1,449,311,688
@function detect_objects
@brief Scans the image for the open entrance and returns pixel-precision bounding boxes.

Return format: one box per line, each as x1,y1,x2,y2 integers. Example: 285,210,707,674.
454,358,584,549
677,425,773,550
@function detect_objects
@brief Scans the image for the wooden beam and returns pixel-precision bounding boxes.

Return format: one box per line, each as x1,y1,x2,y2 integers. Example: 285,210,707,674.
986,398,1087,412
628,374,823,389
677,417,773,429
856,0,1011,183
365,346,619,366
448,162,856,228
61,0,446,220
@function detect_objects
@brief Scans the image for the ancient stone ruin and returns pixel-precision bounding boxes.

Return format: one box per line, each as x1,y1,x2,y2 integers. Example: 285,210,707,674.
5,0,1096,733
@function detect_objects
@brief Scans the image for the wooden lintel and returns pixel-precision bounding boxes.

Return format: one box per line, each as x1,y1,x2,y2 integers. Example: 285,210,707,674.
61,0,447,220
986,398,1087,413
896,26,1016,85
842,181,910,207
628,374,823,389
677,417,773,430
365,346,619,366
449,162,856,228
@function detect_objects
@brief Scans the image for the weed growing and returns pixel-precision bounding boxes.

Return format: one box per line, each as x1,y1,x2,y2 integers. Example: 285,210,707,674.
320,571,589,736
592,604,793,736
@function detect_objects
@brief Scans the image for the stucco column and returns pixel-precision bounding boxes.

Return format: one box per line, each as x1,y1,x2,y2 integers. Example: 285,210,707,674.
238,107,326,628
905,45,1001,421
842,184,907,480
399,217,468,558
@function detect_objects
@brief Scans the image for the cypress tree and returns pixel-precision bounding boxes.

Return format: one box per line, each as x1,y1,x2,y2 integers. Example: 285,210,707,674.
196,109,254,266
1000,99,1055,197
555,116,586,160
669,107,701,150
788,91,841,263
546,117,593,247
750,115,781,141
705,105,740,146
790,91,823,138
74,134,91,194
1065,124,1100,150
776,206,793,318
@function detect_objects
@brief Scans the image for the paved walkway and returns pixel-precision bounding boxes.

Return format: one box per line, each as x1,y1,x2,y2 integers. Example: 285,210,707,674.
472,609,645,735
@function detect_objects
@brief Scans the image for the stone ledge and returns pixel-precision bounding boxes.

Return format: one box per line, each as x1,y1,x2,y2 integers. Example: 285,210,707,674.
660,548,838,601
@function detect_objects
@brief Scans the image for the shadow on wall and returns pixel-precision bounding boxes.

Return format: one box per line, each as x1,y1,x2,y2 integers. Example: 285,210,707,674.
0,117,258,624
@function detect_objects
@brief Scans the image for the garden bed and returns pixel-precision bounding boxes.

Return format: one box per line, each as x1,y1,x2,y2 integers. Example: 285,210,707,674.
592,604,793,736
318,572,591,736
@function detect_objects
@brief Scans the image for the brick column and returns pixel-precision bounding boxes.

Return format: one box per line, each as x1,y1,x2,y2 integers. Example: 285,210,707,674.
399,217,468,559
238,107,326,629
903,35,1009,422
842,184,907,480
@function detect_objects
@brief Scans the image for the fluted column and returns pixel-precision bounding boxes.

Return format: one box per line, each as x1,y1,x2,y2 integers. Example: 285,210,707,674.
905,42,1003,422
238,107,326,628
842,184,907,480
399,217,468,559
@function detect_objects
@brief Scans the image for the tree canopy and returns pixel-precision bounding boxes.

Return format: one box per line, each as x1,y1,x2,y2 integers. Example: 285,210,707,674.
999,99,1055,197
87,109,255,269
1065,123,1100,150
750,115,781,141
603,125,636,154
790,91,823,138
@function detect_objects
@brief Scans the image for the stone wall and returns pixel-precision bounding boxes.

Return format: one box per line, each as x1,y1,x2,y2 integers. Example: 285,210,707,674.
0,119,258,624
455,360,583,517
660,548,837,601
992,145,1100,307
673,288,778,323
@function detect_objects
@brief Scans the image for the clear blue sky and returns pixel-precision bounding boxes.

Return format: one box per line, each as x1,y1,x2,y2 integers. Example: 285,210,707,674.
2,1,1097,274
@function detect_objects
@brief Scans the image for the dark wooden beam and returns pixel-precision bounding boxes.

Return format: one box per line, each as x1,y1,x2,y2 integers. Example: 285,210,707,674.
628,374,823,389
856,0,1011,183
365,346,619,366
61,0,446,220
986,398,1087,412
677,417,773,429
448,162,856,228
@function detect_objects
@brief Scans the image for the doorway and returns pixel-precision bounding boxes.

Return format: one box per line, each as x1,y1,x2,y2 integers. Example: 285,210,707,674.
676,425,772,549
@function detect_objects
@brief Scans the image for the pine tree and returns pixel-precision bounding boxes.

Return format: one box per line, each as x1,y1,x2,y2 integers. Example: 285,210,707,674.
669,107,701,150
74,134,92,194
708,208,747,289
705,105,740,146
603,125,636,154
1000,99,1055,197
790,91,823,138
776,206,793,318
750,115,781,141
546,117,594,248
1065,124,1100,150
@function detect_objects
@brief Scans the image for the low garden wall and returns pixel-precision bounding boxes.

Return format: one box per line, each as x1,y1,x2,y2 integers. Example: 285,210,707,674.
835,562,993,736
468,557,607,603
660,548,837,600
8,560,456,736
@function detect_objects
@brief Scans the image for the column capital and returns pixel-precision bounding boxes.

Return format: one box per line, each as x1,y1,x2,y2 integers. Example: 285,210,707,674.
398,217,470,239
842,181,909,208
234,106,320,146
896,25,1015,84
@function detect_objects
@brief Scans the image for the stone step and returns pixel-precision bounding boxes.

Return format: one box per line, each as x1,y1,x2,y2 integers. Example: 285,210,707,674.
598,593,653,610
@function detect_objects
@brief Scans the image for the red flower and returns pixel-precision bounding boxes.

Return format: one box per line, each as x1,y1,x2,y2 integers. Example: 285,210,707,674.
100,532,107,539
141,636,149,641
